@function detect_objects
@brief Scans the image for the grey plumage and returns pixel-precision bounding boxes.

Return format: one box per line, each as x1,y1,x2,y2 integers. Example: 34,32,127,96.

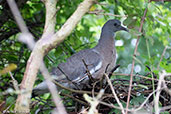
33,19,128,96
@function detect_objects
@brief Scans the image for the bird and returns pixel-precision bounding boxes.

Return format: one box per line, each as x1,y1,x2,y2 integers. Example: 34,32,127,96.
32,19,128,96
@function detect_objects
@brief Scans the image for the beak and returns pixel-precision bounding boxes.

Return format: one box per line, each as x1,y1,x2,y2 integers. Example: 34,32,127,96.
119,25,129,32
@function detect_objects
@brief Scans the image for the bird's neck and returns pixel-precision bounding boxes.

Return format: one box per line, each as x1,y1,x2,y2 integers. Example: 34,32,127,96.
95,30,115,52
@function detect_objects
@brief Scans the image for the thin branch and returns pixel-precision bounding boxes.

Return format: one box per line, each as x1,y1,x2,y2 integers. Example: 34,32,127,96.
52,79,111,96
100,85,164,113
40,62,67,114
157,46,168,70
132,87,165,112
100,86,165,113
61,93,88,106
154,70,166,114
2,103,15,114
7,0,28,33
104,73,125,114
8,71,19,91
99,101,131,111
126,1,150,113
160,105,171,112
82,59,94,82
100,85,165,113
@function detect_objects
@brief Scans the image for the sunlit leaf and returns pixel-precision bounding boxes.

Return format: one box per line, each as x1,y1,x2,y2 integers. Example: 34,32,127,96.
0,64,17,75
89,5,96,11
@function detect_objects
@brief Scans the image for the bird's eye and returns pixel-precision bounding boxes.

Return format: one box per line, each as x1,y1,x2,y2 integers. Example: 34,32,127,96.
114,23,118,26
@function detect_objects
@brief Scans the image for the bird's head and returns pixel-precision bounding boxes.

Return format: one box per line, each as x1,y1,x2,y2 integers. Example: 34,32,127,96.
102,19,128,33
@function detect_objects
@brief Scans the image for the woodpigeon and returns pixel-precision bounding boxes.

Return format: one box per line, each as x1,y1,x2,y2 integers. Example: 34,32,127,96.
33,19,128,96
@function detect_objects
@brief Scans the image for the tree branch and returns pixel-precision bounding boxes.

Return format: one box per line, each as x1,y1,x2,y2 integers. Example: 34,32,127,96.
13,0,96,112
42,0,57,37
125,0,150,113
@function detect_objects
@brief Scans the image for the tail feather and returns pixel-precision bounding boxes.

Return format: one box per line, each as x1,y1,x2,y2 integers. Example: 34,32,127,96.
32,81,49,97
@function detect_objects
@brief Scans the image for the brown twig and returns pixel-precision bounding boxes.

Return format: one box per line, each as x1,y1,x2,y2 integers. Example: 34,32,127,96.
61,93,88,106
99,101,131,111
126,1,150,113
52,79,111,96
82,59,94,82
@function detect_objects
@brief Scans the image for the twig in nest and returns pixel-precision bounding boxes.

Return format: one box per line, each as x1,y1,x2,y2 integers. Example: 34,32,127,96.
163,80,171,96
104,73,125,114
92,80,100,98
53,79,105,95
131,87,165,112
112,73,171,84
61,93,88,106
155,70,167,114
84,89,104,114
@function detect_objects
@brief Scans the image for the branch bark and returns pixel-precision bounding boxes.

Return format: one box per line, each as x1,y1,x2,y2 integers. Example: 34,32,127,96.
14,0,96,113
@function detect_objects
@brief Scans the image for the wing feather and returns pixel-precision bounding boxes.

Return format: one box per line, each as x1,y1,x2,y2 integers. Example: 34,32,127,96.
55,49,102,82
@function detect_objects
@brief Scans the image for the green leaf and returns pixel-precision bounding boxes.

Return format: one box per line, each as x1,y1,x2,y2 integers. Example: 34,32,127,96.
130,29,142,37
6,96,15,105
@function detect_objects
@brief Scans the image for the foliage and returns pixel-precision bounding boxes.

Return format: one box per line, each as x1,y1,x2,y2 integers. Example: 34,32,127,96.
0,0,171,113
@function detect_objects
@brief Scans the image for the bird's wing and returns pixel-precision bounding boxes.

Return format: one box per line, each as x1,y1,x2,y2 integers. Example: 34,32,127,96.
53,49,103,83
